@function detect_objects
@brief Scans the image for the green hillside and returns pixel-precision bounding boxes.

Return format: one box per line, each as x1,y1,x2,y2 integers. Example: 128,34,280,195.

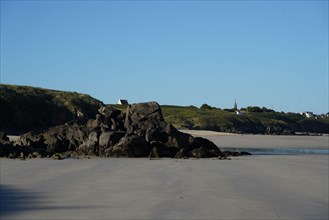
0,84,104,133
160,105,329,134
110,104,329,134
1,84,327,135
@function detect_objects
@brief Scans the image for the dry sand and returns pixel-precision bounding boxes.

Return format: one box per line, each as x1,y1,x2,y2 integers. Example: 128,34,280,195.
181,129,329,149
1,132,328,220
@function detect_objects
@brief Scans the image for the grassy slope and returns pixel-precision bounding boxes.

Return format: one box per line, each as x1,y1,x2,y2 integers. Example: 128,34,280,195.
161,105,329,134
110,104,329,134
1,84,327,134
0,84,104,133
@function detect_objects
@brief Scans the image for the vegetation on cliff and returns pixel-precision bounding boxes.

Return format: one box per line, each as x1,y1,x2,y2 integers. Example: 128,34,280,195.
1,84,327,134
161,105,329,134
0,84,103,133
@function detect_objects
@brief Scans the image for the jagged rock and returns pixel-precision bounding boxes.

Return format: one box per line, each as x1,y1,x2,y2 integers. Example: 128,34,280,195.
124,102,166,136
190,147,215,158
98,105,121,119
16,131,45,149
224,151,241,157
0,142,11,157
106,135,151,157
0,132,9,141
64,121,89,150
43,122,89,153
189,137,224,157
8,152,17,159
28,151,43,158
0,133,12,157
148,141,178,158
98,131,125,156
241,151,252,156
164,124,192,149
99,131,125,147
86,114,109,130
174,148,189,159
19,152,26,160
52,153,64,160
0,140,34,158
44,135,70,153
148,146,160,158
1,101,240,159
78,131,101,156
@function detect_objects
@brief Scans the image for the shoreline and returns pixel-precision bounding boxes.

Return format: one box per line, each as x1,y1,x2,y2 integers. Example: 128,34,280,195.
180,129,329,137
181,129,329,149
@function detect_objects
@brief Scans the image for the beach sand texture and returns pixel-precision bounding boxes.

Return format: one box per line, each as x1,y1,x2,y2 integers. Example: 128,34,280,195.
181,130,329,149
1,133,328,220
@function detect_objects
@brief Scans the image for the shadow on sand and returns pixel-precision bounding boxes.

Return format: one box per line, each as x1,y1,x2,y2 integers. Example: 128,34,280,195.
0,185,105,218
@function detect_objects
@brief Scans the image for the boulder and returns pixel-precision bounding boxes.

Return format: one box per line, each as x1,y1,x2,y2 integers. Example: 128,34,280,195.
164,124,192,149
224,151,241,157
99,131,125,147
78,131,100,156
241,151,252,156
64,121,89,150
189,137,224,157
19,152,26,160
52,153,64,160
16,131,45,149
0,132,9,141
124,102,166,136
44,135,70,153
98,105,121,119
174,148,189,159
86,114,109,130
43,122,89,153
0,141,12,157
0,132,14,157
148,141,178,158
106,135,151,157
0,142,33,158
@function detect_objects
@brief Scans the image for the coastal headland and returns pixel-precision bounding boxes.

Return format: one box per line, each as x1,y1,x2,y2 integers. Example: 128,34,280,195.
1,85,328,219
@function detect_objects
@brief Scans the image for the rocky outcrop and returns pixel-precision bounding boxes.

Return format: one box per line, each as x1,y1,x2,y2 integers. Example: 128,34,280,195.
106,135,151,157
124,102,166,136
1,102,249,159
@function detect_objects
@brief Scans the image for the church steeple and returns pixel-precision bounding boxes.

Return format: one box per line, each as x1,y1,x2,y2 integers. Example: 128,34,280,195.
233,99,237,110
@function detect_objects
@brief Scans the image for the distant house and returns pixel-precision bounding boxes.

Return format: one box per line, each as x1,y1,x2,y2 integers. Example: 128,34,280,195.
117,99,128,105
236,110,245,116
300,111,314,118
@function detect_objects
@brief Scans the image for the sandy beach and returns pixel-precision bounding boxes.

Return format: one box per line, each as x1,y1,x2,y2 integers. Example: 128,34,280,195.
1,132,328,220
181,129,329,149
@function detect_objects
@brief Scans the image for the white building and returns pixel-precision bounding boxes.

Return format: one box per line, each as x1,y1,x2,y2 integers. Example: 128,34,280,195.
236,110,245,116
117,99,128,105
300,111,314,118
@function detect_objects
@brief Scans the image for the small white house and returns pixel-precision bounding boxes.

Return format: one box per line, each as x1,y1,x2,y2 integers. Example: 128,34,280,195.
300,111,314,118
236,110,245,116
117,99,128,105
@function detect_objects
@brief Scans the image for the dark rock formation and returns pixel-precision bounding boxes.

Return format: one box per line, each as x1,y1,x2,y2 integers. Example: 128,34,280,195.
16,131,45,149
148,141,178,158
0,139,12,157
43,121,89,153
0,132,9,142
124,102,166,136
1,101,248,159
189,137,224,158
106,135,151,157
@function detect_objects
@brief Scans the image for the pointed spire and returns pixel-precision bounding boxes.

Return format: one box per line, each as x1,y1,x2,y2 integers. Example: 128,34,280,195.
234,99,237,110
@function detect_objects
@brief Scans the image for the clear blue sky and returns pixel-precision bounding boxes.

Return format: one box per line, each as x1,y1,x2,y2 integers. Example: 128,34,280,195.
1,0,328,114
